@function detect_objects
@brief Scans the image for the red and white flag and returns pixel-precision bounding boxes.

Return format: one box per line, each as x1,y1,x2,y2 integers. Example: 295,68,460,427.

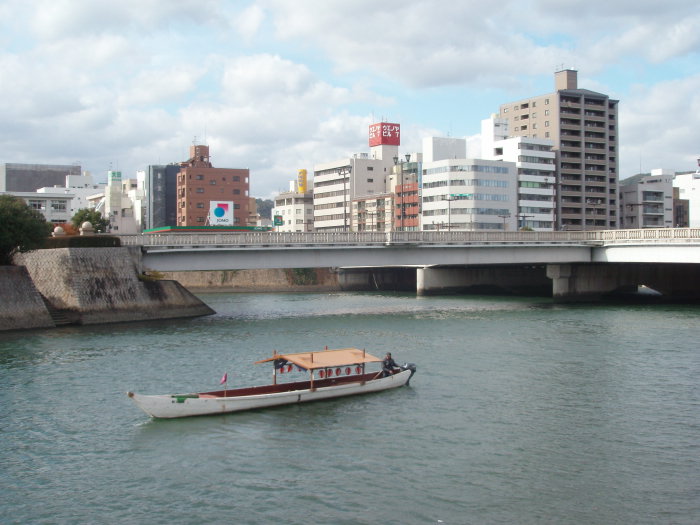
220,372,228,384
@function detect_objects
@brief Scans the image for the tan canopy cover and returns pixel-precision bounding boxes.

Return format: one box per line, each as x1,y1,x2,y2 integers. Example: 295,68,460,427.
256,348,382,370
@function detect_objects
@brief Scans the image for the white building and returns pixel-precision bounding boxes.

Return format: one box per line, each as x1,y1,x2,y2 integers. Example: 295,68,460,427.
481,116,556,230
313,122,401,232
36,172,106,216
673,161,700,227
619,169,674,229
421,137,518,231
7,191,74,223
272,178,314,232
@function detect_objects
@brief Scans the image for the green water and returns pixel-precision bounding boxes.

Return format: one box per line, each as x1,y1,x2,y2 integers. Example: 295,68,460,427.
1,292,698,524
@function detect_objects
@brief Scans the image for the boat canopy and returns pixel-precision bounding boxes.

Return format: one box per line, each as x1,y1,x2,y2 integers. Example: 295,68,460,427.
255,348,382,370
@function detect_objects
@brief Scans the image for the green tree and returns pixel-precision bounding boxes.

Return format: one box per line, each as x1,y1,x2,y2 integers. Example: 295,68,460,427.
72,208,109,233
0,194,52,265
255,198,274,219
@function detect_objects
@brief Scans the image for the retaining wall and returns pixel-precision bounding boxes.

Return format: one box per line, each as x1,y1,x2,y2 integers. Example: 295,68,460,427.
0,266,55,331
11,248,214,326
161,267,341,293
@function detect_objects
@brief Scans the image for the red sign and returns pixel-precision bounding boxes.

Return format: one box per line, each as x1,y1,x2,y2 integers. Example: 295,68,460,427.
369,122,400,147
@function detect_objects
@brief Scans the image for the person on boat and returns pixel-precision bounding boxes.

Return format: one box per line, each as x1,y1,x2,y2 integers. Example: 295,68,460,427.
382,352,399,377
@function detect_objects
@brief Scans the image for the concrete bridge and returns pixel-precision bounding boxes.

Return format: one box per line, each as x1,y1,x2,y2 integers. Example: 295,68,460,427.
118,228,700,301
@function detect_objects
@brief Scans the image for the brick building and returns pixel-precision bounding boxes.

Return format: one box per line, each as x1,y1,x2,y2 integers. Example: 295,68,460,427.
176,145,250,226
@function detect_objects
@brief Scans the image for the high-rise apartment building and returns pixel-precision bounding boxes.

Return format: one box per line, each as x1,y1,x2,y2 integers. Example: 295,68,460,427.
619,169,674,229
176,145,250,227
498,70,619,230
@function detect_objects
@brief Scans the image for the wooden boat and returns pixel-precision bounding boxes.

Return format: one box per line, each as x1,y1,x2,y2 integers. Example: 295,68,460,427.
127,347,417,419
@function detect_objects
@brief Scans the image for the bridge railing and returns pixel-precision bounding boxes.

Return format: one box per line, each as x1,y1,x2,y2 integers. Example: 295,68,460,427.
115,228,700,248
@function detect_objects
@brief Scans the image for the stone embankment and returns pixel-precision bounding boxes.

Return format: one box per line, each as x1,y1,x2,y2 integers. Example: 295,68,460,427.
161,267,341,293
1,247,214,331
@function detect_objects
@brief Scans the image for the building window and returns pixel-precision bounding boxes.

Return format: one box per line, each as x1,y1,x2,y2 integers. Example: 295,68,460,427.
196,188,204,193
545,99,550,105
545,121,550,127
545,109,550,116
196,175,204,180
51,201,66,211
545,132,550,138
28,200,44,210
233,176,240,182
367,178,374,183
196,203,204,208
367,167,374,171
196,216,205,223
233,189,240,194
210,180,216,185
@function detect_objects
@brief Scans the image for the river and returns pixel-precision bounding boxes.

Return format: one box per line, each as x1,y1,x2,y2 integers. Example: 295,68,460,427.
1,292,698,524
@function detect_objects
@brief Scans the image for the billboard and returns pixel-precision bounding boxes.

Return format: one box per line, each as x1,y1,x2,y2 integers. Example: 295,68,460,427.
209,201,234,225
369,122,400,147
297,169,307,193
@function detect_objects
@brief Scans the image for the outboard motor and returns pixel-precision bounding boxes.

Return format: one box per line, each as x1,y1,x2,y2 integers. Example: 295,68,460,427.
400,363,417,385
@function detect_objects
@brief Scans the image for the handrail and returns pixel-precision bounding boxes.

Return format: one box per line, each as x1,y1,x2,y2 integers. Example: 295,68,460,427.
116,228,700,248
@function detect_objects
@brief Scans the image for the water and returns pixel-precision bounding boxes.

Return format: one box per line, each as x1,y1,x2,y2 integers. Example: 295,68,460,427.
1,292,698,524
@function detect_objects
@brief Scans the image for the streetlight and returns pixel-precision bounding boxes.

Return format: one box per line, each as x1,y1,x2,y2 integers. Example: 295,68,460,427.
393,153,411,231
498,214,511,231
339,166,352,231
442,194,457,231
518,213,534,230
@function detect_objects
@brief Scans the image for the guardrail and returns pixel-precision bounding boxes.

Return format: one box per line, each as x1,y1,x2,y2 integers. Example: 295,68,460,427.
115,228,700,248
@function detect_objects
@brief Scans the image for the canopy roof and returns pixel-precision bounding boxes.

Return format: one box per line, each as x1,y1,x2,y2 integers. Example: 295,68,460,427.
256,348,382,370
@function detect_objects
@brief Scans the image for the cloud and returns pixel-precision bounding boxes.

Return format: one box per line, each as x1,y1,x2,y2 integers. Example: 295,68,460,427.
620,74,700,176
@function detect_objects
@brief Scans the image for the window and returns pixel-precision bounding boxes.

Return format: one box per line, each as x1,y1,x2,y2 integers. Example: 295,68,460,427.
196,188,204,193
233,189,240,195
367,167,374,171
544,109,550,116
233,176,240,182
545,99,550,105
545,132,550,138
51,201,66,211
196,175,204,180
503,107,508,113
545,121,550,127
210,180,216,185
367,178,374,183
196,203,204,208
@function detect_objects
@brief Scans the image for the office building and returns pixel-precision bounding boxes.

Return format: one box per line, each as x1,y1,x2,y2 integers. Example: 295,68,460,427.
176,144,250,227
1,162,81,192
313,122,400,231
481,116,556,230
421,137,518,231
142,164,181,230
498,69,619,230
673,159,700,227
272,170,314,232
619,169,674,228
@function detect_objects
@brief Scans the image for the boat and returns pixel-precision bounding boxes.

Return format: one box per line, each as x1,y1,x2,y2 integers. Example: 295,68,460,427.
127,347,417,419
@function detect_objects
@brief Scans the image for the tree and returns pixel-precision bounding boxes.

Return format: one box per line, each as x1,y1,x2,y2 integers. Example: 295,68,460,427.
0,194,52,265
71,208,109,233
255,198,274,219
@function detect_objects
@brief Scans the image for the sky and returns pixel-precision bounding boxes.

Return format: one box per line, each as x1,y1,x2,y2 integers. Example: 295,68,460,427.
1,0,699,199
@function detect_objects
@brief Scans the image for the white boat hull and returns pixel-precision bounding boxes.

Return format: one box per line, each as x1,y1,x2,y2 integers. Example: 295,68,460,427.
128,369,412,419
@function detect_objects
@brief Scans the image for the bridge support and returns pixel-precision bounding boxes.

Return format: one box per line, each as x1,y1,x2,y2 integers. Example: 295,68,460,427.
417,266,550,296
547,263,700,301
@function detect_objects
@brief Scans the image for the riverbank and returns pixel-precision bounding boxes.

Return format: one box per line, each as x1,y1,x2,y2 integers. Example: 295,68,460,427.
1,247,214,331
159,267,342,293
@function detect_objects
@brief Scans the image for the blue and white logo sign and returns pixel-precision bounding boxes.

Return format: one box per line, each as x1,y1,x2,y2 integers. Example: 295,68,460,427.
209,201,234,225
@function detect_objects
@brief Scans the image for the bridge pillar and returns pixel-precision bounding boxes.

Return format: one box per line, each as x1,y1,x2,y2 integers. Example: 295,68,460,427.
417,266,550,296
546,263,632,301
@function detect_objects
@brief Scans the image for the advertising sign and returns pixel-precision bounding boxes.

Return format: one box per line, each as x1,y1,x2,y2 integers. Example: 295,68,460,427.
274,215,284,226
369,122,401,147
209,201,234,225
297,169,307,193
